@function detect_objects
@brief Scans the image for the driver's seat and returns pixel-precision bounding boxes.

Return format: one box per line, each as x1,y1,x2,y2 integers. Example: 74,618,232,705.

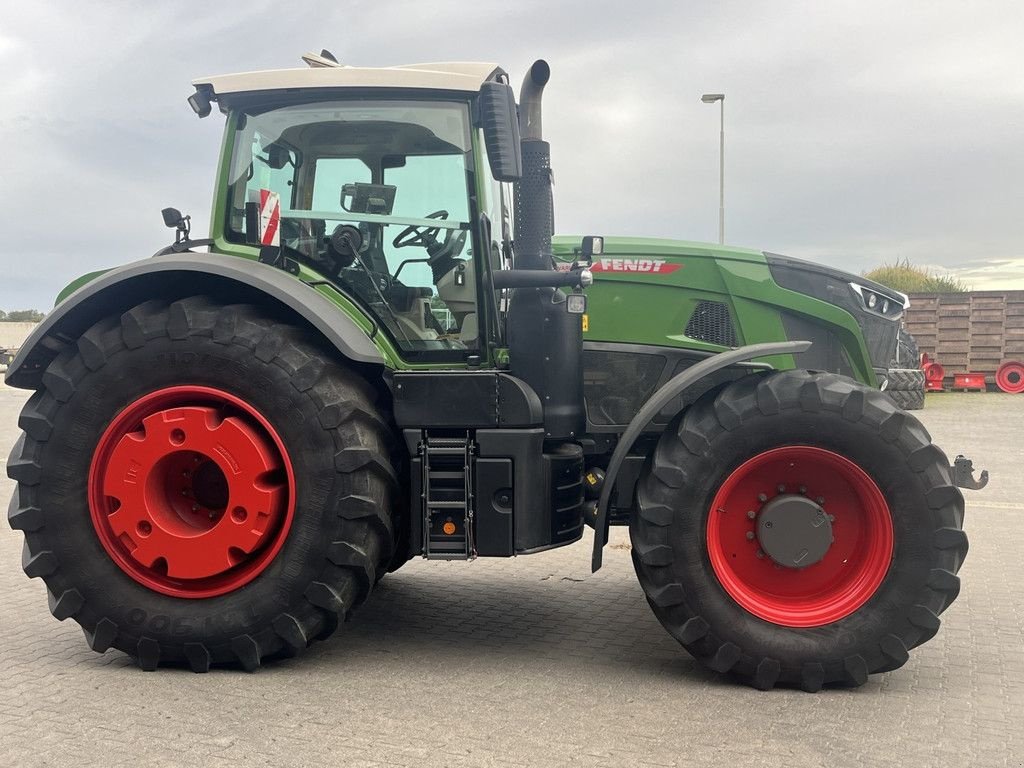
389,285,433,313
460,312,478,342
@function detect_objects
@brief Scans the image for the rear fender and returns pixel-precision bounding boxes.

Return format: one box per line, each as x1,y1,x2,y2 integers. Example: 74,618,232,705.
591,340,811,571
5,253,385,389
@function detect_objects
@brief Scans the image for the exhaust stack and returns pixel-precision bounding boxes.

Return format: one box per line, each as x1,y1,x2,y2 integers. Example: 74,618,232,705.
513,60,554,272
518,59,550,141
508,60,585,440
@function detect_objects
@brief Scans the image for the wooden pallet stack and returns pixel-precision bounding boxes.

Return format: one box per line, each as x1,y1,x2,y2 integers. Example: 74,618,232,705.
906,290,1024,387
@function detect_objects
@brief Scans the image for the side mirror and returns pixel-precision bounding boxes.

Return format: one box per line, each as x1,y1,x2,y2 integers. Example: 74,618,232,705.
162,207,184,228
478,81,522,182
187,85,213,118
161,207,191,244
265,144,292,170
579,235,604,263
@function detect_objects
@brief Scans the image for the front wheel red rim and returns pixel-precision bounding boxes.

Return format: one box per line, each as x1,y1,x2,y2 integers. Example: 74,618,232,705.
706,446,893,627
88,385,295,598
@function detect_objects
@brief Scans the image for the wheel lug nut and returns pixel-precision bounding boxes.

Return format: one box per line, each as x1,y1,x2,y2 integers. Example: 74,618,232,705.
828,514,835,522
757,493,768,503
756,550,765,559
746,531,755,540
816,497,825,505
777,484,786,493
799,485,807,494
746,510,756,520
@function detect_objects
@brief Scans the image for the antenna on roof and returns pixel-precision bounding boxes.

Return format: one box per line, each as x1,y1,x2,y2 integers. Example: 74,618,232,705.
301,49,342,68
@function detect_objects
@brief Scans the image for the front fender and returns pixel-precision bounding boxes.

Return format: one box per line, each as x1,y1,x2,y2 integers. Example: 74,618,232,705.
591,340,812,571
5,253,385,389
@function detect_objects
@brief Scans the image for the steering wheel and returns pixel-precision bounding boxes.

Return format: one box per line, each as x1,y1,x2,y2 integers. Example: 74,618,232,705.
392,210,449,249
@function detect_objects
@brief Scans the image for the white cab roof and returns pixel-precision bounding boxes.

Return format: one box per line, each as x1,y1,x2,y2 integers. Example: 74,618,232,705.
194,61,503,97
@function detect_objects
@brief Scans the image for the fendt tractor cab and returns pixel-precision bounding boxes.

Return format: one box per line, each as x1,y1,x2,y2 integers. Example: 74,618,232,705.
7,53,980,690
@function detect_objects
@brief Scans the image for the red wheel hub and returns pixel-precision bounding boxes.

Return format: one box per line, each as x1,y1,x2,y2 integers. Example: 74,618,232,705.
89,386,294,598
706,446,893,627
996,361,1024,394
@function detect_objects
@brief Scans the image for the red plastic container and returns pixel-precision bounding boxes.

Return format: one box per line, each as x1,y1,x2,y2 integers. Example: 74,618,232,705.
952,373,986,391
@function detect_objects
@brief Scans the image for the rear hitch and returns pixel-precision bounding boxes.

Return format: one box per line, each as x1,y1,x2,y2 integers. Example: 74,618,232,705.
952,455,989,490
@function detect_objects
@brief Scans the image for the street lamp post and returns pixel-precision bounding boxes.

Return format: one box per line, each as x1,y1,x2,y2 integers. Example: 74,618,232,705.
701,93,725,244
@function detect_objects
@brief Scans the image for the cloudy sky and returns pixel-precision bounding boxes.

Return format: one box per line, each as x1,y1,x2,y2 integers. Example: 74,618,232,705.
1,0,1022,309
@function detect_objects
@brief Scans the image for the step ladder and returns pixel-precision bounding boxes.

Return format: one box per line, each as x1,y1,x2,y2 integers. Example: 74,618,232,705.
420,434,476,560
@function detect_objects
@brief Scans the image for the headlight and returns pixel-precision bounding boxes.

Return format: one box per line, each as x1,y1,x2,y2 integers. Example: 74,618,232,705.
849,282,902,317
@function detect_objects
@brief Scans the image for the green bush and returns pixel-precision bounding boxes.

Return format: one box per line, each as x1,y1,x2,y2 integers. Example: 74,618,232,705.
863,259,968,293
1,309,45,322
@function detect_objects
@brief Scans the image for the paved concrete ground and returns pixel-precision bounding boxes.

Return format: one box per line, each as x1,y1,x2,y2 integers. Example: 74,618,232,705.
1,382,1022,768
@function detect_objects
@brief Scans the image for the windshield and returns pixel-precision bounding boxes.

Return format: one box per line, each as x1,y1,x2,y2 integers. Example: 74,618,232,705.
225,99,479,356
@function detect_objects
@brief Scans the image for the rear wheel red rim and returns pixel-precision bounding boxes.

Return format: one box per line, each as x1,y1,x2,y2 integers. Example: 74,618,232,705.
88,385,295,598
706,446,893,627
996,361,1024,394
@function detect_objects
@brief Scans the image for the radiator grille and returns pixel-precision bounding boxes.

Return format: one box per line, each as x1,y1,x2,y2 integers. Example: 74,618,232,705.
685,301,738,347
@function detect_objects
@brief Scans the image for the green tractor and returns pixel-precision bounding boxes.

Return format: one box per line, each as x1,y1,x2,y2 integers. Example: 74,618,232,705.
7,53,979,690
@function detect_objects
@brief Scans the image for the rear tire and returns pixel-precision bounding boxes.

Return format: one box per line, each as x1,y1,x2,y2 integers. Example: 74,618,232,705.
7,297,396,671
629,370,966,690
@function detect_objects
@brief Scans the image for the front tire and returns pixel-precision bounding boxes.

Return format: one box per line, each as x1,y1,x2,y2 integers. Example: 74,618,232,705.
629,370,967,690
7,297,396,671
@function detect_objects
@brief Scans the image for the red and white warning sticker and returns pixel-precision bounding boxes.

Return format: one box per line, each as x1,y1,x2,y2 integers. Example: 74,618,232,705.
253,189,281,246
589,258,682,274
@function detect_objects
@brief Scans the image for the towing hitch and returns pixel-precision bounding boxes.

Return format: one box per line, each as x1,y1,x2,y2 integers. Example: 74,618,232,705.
952,455,989,490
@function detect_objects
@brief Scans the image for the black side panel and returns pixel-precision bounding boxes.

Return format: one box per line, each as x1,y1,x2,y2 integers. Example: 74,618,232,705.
654,360,760,424
507,287,586,439
395,373,497,427
477,430,583,553
781,313,855,378
498,374,545,426
6,254,383,389
583,342,771,431
477,429,545,552
584,348,667,426
403,429,425,559
392,372,543,428
475,458,514,555
510,440,584,554
538,442,585,551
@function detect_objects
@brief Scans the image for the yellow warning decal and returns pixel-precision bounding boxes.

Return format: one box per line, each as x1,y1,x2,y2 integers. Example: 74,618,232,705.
582,314,589,332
